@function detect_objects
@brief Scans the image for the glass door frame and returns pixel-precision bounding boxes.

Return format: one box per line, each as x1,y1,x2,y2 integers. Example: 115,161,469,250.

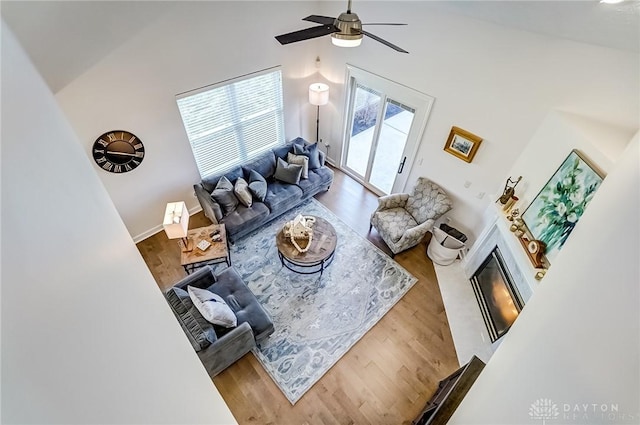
339,65,435,196
367,98,416,194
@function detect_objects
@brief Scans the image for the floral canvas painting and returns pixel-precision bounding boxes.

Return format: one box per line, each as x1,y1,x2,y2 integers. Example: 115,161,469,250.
522,150,604,262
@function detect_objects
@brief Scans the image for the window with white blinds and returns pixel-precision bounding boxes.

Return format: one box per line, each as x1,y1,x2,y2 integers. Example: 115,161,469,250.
176,68,285,179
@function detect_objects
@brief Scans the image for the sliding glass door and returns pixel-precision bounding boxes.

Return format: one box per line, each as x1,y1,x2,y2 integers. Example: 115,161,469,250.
342,66,434,195
345,85,381,178
369,99,415,194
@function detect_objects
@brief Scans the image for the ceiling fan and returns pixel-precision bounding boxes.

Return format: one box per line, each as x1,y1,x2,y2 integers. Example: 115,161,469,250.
275,0,408,53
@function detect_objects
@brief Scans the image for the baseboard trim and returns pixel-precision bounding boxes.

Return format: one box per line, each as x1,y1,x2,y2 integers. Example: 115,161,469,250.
133,225,163,244
132,204,203,244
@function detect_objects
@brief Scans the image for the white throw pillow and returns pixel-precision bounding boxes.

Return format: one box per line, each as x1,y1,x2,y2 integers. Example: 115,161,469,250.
287,152,309,179
187,286,237,328
234,177,253,207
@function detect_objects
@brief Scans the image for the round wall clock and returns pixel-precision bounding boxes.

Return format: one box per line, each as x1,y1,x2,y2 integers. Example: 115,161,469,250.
92,130,145,173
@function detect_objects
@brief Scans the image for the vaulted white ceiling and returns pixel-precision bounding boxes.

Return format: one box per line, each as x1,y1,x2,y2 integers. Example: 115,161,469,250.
1,1,178,92
430,1,639,51
2,1,639,93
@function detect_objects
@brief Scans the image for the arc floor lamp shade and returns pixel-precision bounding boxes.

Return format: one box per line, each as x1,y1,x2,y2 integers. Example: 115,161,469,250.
309,83,329,142
309,83,329,106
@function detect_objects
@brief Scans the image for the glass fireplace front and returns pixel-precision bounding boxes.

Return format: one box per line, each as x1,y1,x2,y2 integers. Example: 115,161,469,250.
470,247,523,342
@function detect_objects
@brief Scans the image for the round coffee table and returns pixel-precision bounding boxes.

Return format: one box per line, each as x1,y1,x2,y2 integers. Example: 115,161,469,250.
276,216,337,276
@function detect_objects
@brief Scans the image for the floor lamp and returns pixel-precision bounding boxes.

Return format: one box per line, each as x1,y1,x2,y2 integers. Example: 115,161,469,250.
308,83,329,143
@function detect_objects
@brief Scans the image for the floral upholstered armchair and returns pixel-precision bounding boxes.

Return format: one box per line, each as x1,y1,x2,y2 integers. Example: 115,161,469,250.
370,177,453,256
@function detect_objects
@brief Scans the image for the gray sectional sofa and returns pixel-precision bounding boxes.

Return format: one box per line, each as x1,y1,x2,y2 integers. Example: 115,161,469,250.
194,137,334,243
165,265,274,377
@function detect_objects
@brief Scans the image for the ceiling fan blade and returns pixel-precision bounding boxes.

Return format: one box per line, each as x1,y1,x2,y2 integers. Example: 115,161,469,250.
361,29,408,53
361,23,407,26
275,25,340,45
303,15,336,25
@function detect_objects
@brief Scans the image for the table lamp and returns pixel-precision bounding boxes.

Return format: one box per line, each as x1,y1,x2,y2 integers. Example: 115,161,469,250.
163,201,192,252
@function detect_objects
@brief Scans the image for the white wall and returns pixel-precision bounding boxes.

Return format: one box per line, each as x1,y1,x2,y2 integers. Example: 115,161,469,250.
316,1,639,242
449,131,640,424
496,110,633,226
1,22,237,425
52,1,639,244
55,2,324,241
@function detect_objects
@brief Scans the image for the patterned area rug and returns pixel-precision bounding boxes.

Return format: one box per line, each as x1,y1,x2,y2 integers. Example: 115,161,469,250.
227,199,417,404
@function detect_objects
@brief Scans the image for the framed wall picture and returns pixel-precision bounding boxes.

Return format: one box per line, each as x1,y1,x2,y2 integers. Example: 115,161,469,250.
521,149,604,263
444,126,483,163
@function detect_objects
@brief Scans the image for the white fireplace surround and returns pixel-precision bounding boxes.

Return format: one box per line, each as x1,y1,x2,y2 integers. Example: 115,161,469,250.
434,206,541,365
463,206,540,304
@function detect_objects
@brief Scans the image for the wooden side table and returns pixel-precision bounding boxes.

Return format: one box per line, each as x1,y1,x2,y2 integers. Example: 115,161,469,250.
181,224,230,275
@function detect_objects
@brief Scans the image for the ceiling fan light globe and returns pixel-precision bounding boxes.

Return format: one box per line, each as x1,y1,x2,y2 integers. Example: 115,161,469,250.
331,33,363,47
331,10,363,47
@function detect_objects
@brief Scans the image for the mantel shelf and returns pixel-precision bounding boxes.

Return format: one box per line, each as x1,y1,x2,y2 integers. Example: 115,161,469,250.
492,203,545,291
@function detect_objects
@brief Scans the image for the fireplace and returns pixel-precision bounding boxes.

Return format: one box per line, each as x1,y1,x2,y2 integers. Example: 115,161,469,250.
470,247,524,342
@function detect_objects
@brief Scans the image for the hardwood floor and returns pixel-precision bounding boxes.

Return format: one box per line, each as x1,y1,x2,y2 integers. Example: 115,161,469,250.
137,166,459,424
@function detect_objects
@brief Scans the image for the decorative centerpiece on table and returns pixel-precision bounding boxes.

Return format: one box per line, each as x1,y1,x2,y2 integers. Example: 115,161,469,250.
282,214,315,252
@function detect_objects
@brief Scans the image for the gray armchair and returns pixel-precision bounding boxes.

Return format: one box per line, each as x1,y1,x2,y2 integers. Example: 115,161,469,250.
165,266,274,377
370,177,452,256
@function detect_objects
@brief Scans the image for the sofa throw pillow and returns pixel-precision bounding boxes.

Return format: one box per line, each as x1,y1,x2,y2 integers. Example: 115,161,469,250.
211,176,239,216
165,287,217,351
287,152,309,179
274,157,303,185
247,169,267,201
293,142,321,170
187,286,237,328
234,177,253,207
208,200,224,222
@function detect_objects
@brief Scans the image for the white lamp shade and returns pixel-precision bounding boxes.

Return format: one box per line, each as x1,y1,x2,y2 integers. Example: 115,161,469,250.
163,201,189,239
309,83,330,106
